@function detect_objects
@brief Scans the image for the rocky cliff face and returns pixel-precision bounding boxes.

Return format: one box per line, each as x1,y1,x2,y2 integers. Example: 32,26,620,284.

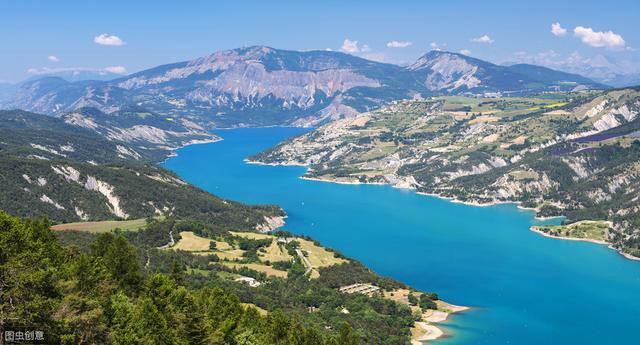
0,109,281,226
4,47,605,128
59,107,219,154
253,87,640,257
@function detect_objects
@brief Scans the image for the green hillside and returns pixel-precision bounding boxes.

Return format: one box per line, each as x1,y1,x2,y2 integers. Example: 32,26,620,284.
254,87,640,258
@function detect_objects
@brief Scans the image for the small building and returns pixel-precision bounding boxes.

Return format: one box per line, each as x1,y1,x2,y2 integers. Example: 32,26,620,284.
339,283,380,295
235,276,261,287
277,237,292,244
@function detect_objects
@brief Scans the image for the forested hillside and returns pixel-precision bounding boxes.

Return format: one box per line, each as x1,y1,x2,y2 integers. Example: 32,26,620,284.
0,109,282,230
254,87,640,258
0,108,453,344
0,212,365,344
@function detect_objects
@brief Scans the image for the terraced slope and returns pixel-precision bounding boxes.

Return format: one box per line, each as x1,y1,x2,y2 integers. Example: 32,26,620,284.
254,87,640,257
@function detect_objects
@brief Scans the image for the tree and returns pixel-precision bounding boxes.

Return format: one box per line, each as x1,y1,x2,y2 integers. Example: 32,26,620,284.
267,310,290,344
424,292,439,301
0,212,62,339
169,260,185,285
419,294,437,311
334,322,360,345
91,232,142,293
407,293,418,306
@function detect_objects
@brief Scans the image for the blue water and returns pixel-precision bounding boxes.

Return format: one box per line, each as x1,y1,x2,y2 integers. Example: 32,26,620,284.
164,127,640,345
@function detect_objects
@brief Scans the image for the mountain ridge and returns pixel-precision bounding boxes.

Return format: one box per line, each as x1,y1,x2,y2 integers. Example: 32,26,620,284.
3,46,606,128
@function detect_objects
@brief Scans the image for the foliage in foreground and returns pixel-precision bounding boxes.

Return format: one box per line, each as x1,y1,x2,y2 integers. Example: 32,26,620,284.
0,211,360,344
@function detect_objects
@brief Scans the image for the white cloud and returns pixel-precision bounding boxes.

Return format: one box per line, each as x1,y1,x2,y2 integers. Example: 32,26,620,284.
27,66,128,76
430,42,439,49
361,52,386,62
104,66,127,74
340,39,360,53
47,55,60,62
471,35,494,44
94,33,125,46
551,22,567,37
459,49,472,56
339,39,387,62
503,50,640,83
386,40,413,48
573,26,625,48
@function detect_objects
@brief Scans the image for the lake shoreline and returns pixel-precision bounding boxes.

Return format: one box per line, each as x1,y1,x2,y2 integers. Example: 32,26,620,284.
160,137,223,163
165,127,640,344
529,226,640,261
249,162,640,262
409,301,470,344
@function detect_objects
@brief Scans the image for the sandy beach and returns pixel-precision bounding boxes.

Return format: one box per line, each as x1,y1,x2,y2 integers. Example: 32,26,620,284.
410,302,470,344
411,322,444,344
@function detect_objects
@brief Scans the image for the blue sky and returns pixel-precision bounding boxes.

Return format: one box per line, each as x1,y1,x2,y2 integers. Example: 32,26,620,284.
1,0,638,82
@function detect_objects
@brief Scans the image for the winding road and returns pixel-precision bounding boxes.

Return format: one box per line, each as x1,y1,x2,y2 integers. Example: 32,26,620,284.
295,248,313,276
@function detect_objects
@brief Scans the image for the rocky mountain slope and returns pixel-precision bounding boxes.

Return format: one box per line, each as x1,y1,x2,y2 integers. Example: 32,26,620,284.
253,87,640,258
60,107,220,158
409,51,604,95
0,109,281,226
3,47,605,128
0,107,218,163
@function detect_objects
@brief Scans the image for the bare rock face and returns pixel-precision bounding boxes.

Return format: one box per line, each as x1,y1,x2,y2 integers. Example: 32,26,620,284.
5,47,605,128
7,46,402,127
253,87,640,257
255,215,286,232
409,52,481,91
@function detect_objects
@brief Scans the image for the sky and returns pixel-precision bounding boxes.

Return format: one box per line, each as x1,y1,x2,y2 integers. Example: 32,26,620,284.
1,0,638,83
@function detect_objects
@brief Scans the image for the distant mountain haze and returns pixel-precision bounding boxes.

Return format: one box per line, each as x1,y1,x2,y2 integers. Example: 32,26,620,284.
2,46,606,128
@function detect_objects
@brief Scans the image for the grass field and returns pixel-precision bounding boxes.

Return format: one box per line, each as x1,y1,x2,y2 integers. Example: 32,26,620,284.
226,231,346,278
216,249,246,260
229,231,273,240
173,231,213,252
51,217,154,233
297,238,347,276
259,240,294,263
223,262,288,278
169,230,345,279
532,220,610,242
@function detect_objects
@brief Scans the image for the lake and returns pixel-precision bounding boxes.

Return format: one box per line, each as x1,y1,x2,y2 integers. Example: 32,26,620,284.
164,127,640,344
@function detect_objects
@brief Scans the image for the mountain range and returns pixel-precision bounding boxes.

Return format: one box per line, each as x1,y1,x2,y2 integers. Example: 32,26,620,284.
2,46,607,128
504,53,640,88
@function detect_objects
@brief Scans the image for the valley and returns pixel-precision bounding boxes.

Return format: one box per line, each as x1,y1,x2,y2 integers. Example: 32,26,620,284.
0,102,460,344
163,126,640,345
0,40,638,345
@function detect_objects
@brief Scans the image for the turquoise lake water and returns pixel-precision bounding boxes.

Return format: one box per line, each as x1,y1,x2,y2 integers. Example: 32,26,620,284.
164,127,640,344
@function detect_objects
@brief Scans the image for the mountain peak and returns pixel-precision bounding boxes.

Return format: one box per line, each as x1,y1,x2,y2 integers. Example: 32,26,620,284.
5,46,606,126
407,50,472,71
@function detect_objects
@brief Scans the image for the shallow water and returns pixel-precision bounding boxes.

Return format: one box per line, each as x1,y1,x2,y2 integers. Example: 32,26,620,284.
164,127,640,345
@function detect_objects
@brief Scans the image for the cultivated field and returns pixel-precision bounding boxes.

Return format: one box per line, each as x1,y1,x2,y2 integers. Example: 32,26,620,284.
51,217,152,233
173,231,213,252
